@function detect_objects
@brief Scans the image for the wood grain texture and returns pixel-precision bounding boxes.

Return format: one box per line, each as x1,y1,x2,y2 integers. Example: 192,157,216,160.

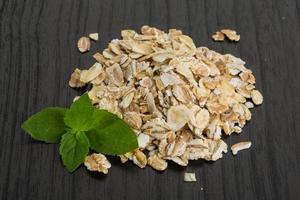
1,0,300,199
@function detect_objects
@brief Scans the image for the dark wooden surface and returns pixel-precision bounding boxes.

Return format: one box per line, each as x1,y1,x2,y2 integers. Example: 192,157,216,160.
1,0,300,199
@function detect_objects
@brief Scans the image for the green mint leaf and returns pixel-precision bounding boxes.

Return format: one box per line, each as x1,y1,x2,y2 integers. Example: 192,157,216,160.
21,107,67,143
86,109,138,156
64,93,97,131
59,131,90,172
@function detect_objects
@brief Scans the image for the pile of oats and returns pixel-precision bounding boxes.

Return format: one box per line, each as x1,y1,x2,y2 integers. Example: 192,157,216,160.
71,26,263,173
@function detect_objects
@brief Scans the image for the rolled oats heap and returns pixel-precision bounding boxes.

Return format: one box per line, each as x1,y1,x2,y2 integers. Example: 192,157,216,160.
70,26,263,173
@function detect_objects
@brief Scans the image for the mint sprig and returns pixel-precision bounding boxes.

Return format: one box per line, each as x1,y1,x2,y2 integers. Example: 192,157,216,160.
21,93,138,172
21,107,67,143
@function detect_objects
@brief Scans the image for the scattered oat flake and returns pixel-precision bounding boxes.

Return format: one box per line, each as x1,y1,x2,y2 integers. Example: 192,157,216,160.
231,141,252,155
184,172,197,182
84,153,111,174
89,33,99,41
220,29,240,41
212,31,225,41
77,36,91,53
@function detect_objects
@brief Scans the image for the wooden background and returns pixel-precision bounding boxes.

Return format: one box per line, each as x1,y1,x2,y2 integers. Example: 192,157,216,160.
1,0,300,199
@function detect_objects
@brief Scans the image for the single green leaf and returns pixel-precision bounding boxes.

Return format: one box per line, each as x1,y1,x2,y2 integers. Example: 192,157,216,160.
21,107,67,143
86,109,138,156
59,131,90,172
64,93,97,131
